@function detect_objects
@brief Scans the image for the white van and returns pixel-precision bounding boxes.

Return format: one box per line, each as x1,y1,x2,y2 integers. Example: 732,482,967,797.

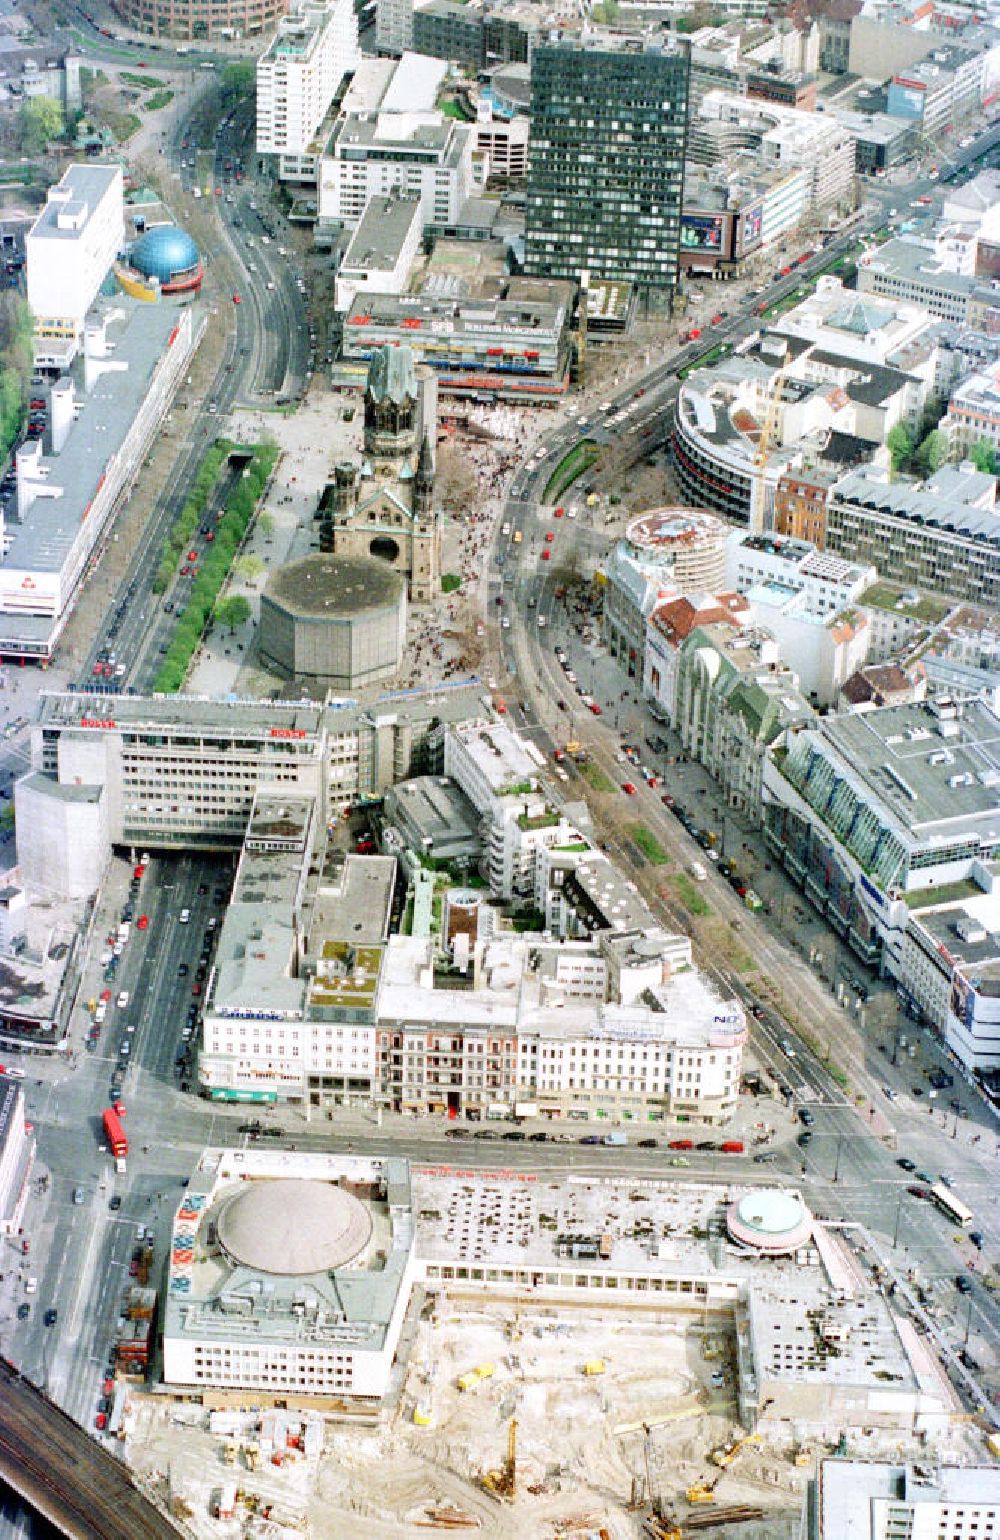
689,860,708,883
179,909,190,924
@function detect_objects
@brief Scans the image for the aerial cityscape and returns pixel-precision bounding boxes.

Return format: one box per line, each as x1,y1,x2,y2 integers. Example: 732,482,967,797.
0,0,998,1535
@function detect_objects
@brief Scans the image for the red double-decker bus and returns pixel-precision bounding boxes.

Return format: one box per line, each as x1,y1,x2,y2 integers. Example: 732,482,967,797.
102,1107,127,1159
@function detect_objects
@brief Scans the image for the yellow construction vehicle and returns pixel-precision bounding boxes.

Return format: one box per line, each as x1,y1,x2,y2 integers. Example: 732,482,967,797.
687,1482,718,1503
481,1419,517,1501
711,1433,762,1469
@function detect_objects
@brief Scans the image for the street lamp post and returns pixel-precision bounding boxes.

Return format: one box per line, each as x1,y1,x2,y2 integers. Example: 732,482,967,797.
892,1186,905,1250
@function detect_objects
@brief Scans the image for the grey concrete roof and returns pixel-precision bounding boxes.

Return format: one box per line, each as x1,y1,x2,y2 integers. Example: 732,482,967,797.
264,554,405,618
4,299,180,577
343,196,420,274
832,467,1000,545
815,697,1000,833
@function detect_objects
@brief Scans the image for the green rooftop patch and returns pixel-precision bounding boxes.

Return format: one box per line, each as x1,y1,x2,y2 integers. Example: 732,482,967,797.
902,879,984,910
311,940,384,1006
860,581,951,624
517,810,560,831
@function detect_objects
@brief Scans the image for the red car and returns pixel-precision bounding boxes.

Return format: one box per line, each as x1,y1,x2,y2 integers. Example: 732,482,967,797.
669,1139,694,1150
589,702,602,715
187,550,198,562
544,531,554,543
205,531,215,542
661,793,675,807
622,782,637,795
541,550,551,561
232,292,241,305
192,984,202,996
553,749,566,762
554,506,565,518
103,1377,114,1397
137,915,149,931
100,989,112,1002
95,1412,107,1431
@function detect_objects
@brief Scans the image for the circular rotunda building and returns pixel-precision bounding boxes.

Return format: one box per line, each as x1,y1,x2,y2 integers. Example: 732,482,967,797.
126,224,203,296
726,1189,813,1255
216,1178,373,1276
259,553,407,689
623,507,729,593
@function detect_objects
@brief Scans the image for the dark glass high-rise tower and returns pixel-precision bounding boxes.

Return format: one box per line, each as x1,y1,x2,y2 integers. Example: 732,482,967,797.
525,39,690,299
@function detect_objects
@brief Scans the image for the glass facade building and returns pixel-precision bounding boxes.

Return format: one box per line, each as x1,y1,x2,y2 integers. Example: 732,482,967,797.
525,40,690,297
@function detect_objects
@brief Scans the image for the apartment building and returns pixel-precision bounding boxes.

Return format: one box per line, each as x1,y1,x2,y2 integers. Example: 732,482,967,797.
375,0,413,52
256,0,359,181
941,360,1000,456
374,930,746,1123
441,720,587,902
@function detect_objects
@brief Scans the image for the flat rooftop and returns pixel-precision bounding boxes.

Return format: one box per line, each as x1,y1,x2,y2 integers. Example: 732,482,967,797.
812,697,1000,834
307,852,396,949
26,163,119,245
36,680,492,740
341,194,420,273
451,719,540,794
4,299,180,580
815,1460,1000,1536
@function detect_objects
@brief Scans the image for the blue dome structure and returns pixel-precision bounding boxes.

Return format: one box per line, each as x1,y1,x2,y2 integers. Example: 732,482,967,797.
129,224,202,293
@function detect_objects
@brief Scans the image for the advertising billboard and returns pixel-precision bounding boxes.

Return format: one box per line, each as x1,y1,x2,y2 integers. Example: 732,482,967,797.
739,204,763,254
681,213,726,251
950,971,975,1031
887,78,926,121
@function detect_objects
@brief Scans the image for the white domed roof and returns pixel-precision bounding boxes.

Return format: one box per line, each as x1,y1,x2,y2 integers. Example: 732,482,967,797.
726,1189,812,1254
217,1178,372,1275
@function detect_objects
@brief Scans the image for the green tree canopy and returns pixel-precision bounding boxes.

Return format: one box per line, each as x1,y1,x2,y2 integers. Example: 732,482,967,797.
886,422,914,475
215,594,250,632
970,438,997,475
220,62,254,107
912,428,948,479
18,96,64,155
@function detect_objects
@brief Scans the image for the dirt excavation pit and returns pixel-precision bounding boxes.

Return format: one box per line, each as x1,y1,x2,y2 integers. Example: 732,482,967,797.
312,1301,803,1539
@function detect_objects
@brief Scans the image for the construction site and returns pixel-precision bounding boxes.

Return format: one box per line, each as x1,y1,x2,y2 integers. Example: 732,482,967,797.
116,1165,993,1538
121,1289,989,1540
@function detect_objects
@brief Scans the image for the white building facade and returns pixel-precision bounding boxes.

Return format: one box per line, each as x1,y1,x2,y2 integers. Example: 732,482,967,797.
256,0,360,181
25,164,124,359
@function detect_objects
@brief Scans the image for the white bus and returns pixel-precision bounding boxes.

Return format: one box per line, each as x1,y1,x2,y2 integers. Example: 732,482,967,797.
930,1182,973,1228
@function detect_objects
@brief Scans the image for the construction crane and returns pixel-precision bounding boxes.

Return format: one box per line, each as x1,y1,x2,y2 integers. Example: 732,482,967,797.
481,1418,517,1501
748,353,789,535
